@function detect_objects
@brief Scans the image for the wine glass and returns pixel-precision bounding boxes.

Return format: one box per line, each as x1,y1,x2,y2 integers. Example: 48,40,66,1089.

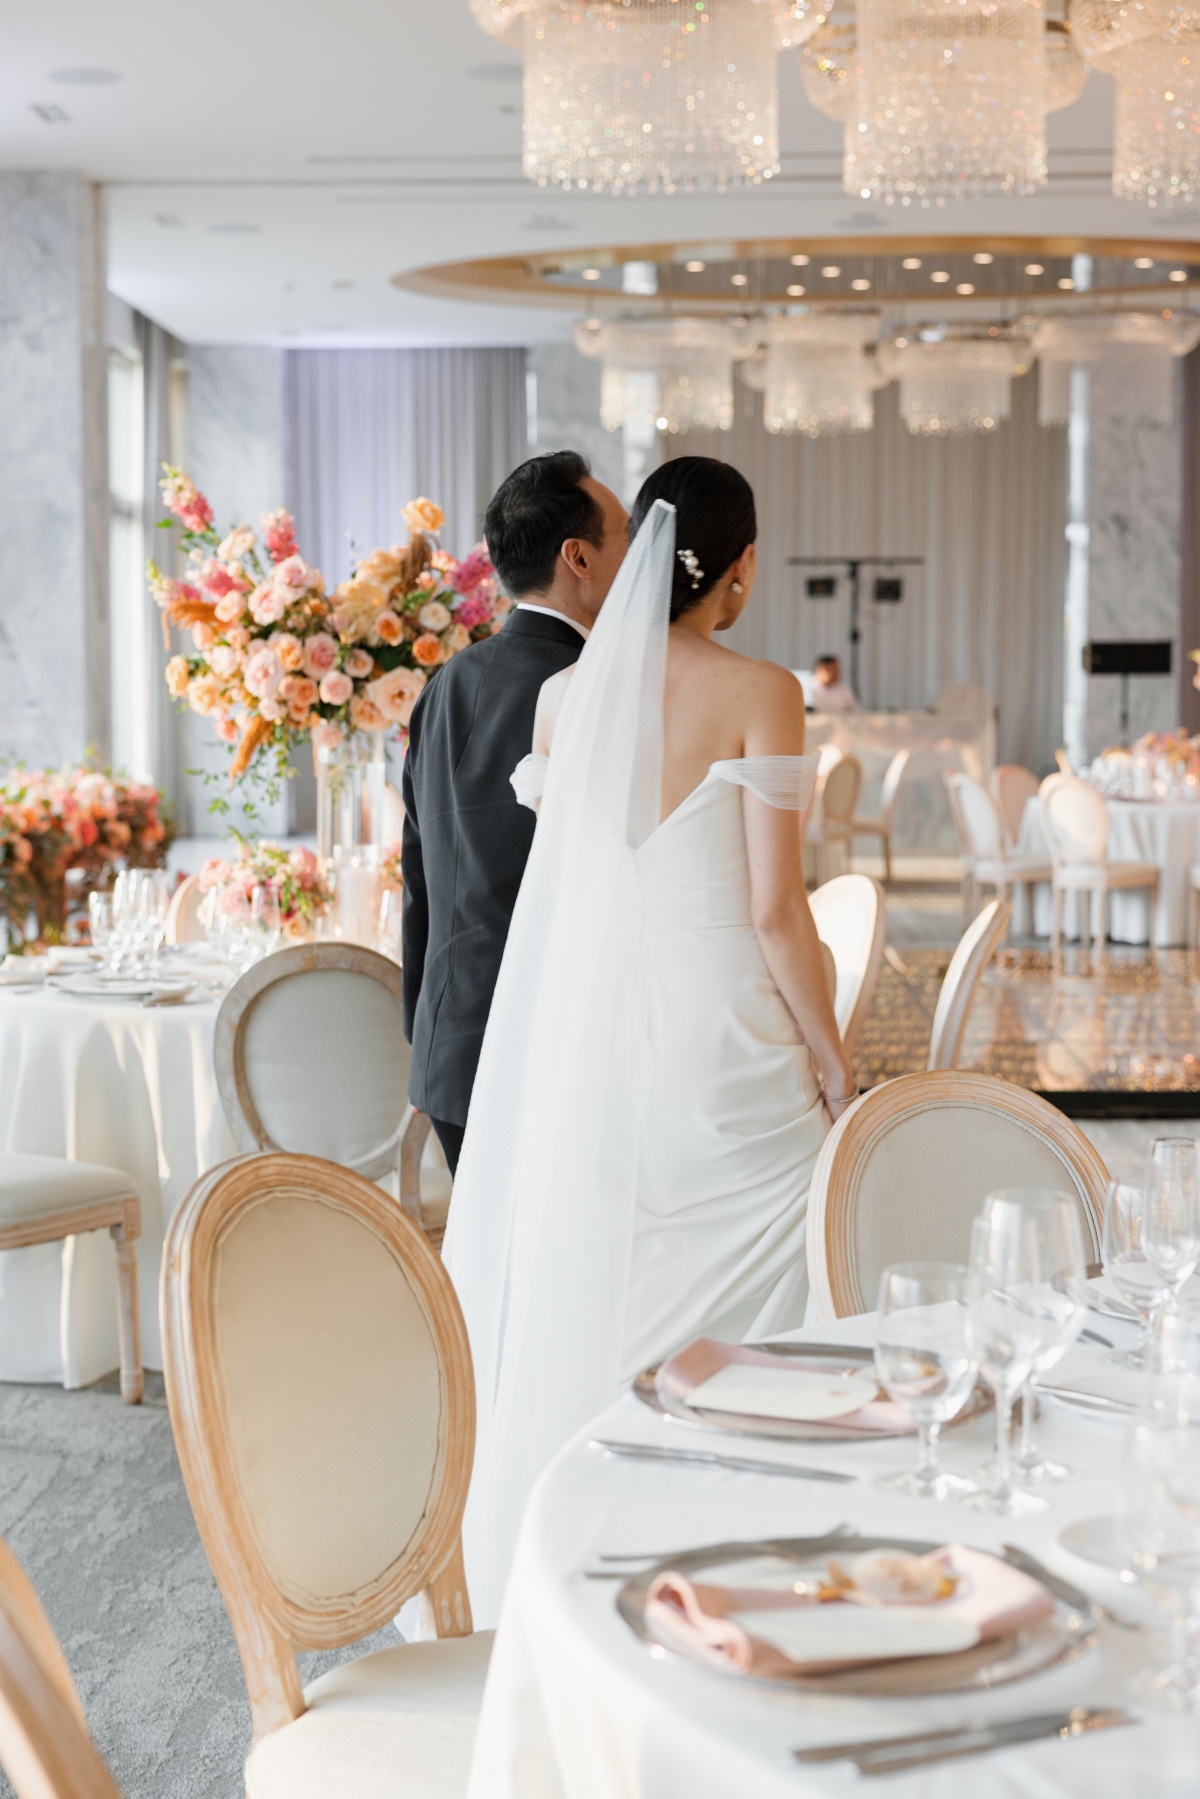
87,893,111,959
211,881,251,970
247,883,282,961
1120,1410,1200,1709
963,1199,1046,1515
874,1263,977,1499
377,888,402,962
1010,1191,1088,1483
1142,1139,1200,1327
1104,1181,1170,1368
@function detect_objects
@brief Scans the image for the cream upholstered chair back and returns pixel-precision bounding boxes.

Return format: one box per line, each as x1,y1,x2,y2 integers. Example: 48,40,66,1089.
1055,747,1074,776
1041,776,1109,869
162,1153,476,1741
945,772,1002,860
808,874,887,1056
927,898,1011,1071
821,755,862,829
806,1072,1108,1322
0,1533,122,1796
214,944,411,1181
165,874,205,945
990,765,1039,850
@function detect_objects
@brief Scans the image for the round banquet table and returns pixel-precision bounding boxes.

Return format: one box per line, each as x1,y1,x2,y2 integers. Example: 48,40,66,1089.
0,984,235,1384
468,1307,1199,1799
1017,796,1200,947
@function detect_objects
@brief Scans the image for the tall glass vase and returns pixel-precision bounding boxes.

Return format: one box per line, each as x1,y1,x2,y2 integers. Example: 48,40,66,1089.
315,730,386,946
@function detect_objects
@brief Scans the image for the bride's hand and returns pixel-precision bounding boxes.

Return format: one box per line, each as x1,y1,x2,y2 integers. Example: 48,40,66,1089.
823,1074,860,1123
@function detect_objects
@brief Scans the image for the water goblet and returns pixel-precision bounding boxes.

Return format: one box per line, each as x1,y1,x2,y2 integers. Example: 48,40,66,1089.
87,893,111,959
247,883,282,962
963,1199,1047,1515
874,1262,977,1499
1142,1139,1200,1334
1120,1409,1200,1709
1011,1191,1088,1483
1104,1181,1170,1369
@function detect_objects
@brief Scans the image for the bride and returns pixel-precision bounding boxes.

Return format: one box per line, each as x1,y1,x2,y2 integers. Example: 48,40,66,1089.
442,457,857,1626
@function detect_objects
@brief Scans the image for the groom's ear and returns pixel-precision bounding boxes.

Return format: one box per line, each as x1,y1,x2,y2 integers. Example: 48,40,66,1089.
560,536,594,579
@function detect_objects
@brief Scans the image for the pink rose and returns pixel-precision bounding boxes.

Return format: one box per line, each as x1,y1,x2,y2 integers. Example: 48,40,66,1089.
302,632,338,678
209,644,241,679
289,846,319,879
312,720,346,752
258,695,285,722
319,670,354,706
344,647,375,679
244,647,283,698
199,858,232,891
226,624,250,650
213,712,239,743
273,555,315,597
249,582,286,626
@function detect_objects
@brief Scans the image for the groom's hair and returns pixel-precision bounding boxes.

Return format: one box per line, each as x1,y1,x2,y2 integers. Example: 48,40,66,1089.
484,451,605,598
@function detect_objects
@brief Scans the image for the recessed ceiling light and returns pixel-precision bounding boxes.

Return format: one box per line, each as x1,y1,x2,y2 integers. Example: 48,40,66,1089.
787,284,806,297
685,259,705,272
973,252,994,265
902,257,922,270
791,253,810,266
655,416,669,430
31,102,70,123
1058,276,1075,289
956,282,975,294
931,270,950,283
582,268,601,280
48,67,121,83
1170,268,1189,281
821,265,841,277
1025,262,1044,275
730,272,749,286
1134,256,1155,269
851,277,872,290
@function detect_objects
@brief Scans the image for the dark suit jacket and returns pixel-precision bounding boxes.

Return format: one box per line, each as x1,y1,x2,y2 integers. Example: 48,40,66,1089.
401,606,585,1125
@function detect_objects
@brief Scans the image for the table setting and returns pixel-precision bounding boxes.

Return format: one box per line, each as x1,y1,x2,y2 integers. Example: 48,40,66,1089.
470,1150,1200,1796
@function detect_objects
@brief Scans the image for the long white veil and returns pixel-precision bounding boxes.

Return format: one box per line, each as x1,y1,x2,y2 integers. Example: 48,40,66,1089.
442,498,676,1626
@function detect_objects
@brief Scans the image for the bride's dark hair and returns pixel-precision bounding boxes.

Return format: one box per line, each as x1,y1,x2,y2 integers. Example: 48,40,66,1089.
629,457,757,622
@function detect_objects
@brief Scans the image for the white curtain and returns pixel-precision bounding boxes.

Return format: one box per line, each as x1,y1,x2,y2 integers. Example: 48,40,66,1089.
283,348,528,587
671,370,1067,772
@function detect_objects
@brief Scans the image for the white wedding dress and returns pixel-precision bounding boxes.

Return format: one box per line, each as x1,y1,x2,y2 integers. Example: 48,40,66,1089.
442,501,829,1628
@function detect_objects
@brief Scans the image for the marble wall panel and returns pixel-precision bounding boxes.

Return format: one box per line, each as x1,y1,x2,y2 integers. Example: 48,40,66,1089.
0,172,108,769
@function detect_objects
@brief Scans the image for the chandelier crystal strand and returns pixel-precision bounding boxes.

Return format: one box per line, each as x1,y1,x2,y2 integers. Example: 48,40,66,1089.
745,314,884,432
575,317,742,431
846,0,1049,203
802,13,858,116
471,0,814,194
1045,18,1089,107
1033,311,1200,423
879,335,1031,431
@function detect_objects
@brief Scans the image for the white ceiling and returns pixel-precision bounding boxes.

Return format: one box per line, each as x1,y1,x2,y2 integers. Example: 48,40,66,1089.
2,0,1196,346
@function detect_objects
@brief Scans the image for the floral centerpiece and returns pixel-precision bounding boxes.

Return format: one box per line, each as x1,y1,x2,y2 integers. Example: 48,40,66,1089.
198,837,332,940
150,470,510,787
381,839,404,890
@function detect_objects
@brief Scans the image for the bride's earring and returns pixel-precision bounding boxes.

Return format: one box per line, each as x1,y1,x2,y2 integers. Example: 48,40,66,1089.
731,581,743,594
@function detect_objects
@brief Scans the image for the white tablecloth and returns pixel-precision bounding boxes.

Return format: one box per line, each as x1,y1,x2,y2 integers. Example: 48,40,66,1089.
0,988,235,1383
1017,797,1200,947
471,1308,1197,1798
806,710,996,856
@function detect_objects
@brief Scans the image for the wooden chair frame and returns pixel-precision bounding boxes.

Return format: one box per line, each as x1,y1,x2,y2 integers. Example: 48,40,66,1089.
814,756,863,886
161,1152,476,1745
849,748,911,883
927,897,1011,1071
165,874,204,946
806,1071,1109,1321
213,943,436,1237
808,874,887,1058
0,1181,142,1406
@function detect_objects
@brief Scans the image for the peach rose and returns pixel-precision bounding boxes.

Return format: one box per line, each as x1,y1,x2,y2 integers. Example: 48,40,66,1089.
213,711,239,743
188,674,222,716
350,691,387,731
312,720,346,752
418,600,452,633
430,548,455,573
444,623,472,655
280,674,318,710
319,670,354,706
412,633,444,668
214,591,246,624
259,695,285,723
344,647,375,678
249,581,286,627
288,704,313,730
226,623,250,650
416,569,438,593
302,632,338,678
365,664,427,727
270,631,305,671
402,497,445,534
359,548,403,587
375,611,404,646
166,655,190,698
192,622,215,651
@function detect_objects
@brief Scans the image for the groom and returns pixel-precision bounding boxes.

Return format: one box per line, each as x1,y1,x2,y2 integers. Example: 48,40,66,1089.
401,451,629,1173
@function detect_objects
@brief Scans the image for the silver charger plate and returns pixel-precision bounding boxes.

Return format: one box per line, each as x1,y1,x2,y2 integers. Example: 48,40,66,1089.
616,1531,1096,1696
633,1341,991,1443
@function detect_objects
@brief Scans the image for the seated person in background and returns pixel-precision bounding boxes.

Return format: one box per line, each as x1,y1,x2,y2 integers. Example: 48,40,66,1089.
810,653,860,714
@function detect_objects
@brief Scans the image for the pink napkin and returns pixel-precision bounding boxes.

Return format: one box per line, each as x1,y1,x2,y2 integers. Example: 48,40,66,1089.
656,1337,915,1435
644,1545,1054,1678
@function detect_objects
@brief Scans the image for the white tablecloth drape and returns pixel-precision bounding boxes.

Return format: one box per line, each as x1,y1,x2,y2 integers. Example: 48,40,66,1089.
1017,797,1200,947
470,1308,1196,1799
0,991,235,1384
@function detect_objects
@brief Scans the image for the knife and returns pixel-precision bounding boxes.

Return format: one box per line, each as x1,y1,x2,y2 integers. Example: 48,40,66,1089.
849,1707,1136,1775
1038,1384,1138,1415
1000,1542,1094,1611
587,1439,857,1482
795,1707,1134,1766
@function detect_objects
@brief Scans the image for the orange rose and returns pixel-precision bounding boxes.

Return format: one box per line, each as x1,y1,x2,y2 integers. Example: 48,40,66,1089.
188,674,222,715
280,675,319,710
375,611,404,646
402,497,445,535
350,691,387,731
412,633,444,668
166,655,190,698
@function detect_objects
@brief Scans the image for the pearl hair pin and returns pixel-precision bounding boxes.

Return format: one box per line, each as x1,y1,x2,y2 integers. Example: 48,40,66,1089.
677,548,704,590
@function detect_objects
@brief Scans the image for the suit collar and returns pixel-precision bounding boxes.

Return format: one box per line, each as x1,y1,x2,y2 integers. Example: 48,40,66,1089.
501,606,588,650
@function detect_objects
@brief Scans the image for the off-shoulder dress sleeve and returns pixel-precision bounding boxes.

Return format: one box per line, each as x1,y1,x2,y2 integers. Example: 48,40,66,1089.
710,754,821,811
511,753,550,813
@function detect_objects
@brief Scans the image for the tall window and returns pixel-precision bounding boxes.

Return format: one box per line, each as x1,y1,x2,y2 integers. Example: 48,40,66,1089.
108,344,150,779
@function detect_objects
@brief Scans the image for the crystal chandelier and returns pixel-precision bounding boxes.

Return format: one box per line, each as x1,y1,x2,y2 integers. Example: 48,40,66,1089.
575,317,744,431
1072,0,1200,205
740,315,884,433
470,0,825,194
1033,310,1200,424
842,0,1051,203
878,333,1032,432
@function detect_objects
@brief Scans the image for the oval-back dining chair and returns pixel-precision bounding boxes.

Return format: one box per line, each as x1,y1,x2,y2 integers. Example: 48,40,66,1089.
848,748,911,884
808,874,887,1057
1040,775,1159,953
213,944,442,1243
813,754,862,885
805,1071,1108,1322
165,874,205,945
989,764,1039,851
161,1152,490,1794
926,897,1011,1071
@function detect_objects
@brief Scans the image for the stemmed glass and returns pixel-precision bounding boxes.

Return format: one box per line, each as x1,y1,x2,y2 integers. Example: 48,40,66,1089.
247,884,281,962
1121,1406,1200,1709
963,1197,1046,1515
1011,1192,1088,1483
1142,1139,1200,1335
873,1262,977,1499
1104,1181,1170,1369
87,893,111,960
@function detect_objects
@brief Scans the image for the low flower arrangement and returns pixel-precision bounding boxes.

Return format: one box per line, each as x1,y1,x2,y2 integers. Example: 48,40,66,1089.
381,839,404,890
1131,728,1200,774
0,766,174,942
150,470,510,787
198,837,332,940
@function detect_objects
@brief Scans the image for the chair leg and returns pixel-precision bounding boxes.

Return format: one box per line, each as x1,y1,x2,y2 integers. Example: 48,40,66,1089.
1051,883,1063,959
883,831,892,885
110,1224,143,1405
